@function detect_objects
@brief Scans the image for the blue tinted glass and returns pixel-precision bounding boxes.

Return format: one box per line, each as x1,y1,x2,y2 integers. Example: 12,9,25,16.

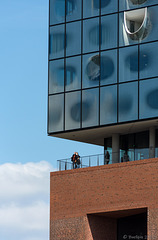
119,82,138,122
100,85,117,125
66,0,82,22
66,21,81,56
101,49,117,86
50,0,65,25
119,0,158,12
83,17,99,54
119,46,138,83
140,42,158,80
65,91,81,130
82,88,99,128
101,14,118,50
82,53,100,89
66,56,81,91
49,94,64,133
139,78,158,119
101,0,118,15
49,59,64,94
49,25,65,60
83,0,100,18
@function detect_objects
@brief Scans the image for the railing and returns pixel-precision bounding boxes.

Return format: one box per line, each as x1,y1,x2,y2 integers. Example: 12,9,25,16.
57,147,158,171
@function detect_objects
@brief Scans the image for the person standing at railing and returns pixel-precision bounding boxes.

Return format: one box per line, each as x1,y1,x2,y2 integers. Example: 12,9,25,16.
71,152,80,169
104,150,110,164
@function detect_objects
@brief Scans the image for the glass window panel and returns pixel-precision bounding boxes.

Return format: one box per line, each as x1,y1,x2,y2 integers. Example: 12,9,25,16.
101,0,118,15
65,91,81,130
119,0,158,12
101,14,118,50
48,94,64,133
100,85,117,125
82,53,100,89
49,25,65,60
82,88,99,128
83,0,100,18
119,46,138,83
139,78,158,119
83,18,99,54
49,59,64,94
140,42,158,80
66,0,82,22
66,21,81,56
101,49,117,86
66,56,81,91
119,82,138,122
50,0,65,25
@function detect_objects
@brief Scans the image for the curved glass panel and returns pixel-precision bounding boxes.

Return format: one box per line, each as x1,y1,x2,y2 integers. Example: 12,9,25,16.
119,82,138,122
83,0,100,18
50,0,65,25
82,88,99,128
66,56,81,91
48,94,64,132
82,53,100,89
139,78,158,119
65,91,81,130
49,59,64,94
66,21,81,56
100,85,117,125
101,14,118,50
49,25,65,60
101,0,118,15
100,49,117,86
119,45,138,83
140,42,158,80
119,0,157,11
66,0,82,22
83,17,99,54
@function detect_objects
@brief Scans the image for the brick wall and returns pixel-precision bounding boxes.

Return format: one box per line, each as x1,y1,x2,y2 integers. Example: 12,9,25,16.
50,158,158,239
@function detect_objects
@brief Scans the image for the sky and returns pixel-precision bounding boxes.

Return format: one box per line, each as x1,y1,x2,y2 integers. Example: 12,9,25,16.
0,1,103,239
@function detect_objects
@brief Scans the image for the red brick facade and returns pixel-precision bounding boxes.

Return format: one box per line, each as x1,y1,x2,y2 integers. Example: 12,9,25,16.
50,159,158,240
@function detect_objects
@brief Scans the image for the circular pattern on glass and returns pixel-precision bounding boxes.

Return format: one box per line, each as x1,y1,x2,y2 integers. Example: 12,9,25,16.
147,90,158,109
125,52,149,72
86,55,100,82
71,102,90,122
130,0,147,5
119,96,133,113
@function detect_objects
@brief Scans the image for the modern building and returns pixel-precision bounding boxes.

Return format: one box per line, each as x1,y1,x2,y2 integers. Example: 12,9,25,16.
48,0,158,239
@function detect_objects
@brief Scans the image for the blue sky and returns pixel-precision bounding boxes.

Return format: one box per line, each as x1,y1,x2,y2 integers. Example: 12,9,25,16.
0,1,103,239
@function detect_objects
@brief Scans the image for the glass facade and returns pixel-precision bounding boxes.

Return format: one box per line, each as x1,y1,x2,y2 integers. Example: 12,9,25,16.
48,0,158,133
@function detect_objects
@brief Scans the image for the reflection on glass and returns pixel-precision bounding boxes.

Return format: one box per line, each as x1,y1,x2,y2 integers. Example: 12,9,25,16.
82,53,100,89
101,50,116,85
83,18,99,53
49,94,64,132
130,0,147,4
83,0,99,18
65,91,81,130
82,88,99,128
119,82,138,122
66,0,81,21
50,0,65,25
66,21,81,56
124,8,150,41
101,14,118,50
140,78,158,119
119,0,157,12
49,25,65,59
66,56,81,91
140,42,158,80
119,46,138,82
49,59,64,94
100,86,117,125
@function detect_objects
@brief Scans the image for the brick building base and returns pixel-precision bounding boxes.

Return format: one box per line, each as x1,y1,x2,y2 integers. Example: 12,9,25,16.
50,159,158,240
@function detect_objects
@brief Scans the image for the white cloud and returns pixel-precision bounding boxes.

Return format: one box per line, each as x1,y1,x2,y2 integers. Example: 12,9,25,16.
0,161,55,240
